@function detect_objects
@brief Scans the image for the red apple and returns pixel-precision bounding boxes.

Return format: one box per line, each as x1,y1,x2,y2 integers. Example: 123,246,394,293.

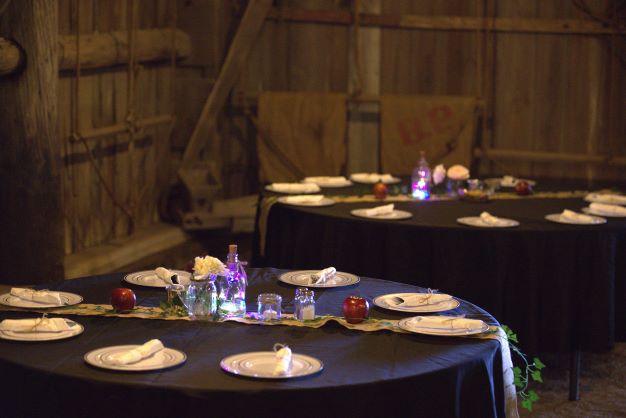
373,181,388,200
515,180,533,196
342,296,370,324
111,288,136,312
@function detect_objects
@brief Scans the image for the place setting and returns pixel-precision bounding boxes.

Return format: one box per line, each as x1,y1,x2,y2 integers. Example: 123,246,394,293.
350,203,412,220
278,267,360,288
398,315,490,336
457,211,520,228
581,202,626,218
545,209,607,225
373,292,460,313
124,267,192,288
277,194,335,207
584,192,626,206
265,182,321,194
349,172,401,184
0,315,84,342
0,287,83,309
302,176,353,188
84,338,186,372
221,343,323,379
485,175,536,189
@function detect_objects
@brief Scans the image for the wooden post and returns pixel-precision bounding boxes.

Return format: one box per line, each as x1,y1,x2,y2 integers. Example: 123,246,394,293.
347,0,381,174
0,0,62,284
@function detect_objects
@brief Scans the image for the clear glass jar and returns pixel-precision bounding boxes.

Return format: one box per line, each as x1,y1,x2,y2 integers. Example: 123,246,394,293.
257,293,282,321
294,287,315,321
184,274,217,320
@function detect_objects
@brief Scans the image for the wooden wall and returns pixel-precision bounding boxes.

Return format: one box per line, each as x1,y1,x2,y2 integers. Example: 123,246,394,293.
53,0,626,256
59,0,176,255
230,0,625,183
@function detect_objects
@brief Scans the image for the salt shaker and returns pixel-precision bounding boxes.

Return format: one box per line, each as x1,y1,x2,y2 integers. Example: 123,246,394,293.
294,287,315,321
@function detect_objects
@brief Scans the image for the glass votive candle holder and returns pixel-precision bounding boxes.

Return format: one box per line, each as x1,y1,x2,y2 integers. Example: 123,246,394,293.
257,293,282,321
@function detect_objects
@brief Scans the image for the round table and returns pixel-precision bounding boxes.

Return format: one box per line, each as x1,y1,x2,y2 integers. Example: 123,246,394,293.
0,268,505,418
255,185,626,354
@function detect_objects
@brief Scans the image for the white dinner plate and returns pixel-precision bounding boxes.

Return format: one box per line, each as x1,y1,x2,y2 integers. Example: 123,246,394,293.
485,177,536,188
84,345,187,372
0,318,84,342
545,213,607,225
456,216,520,228
220,351,323,379
582,207,626,218
398,316,490,336
265,185,321,194
373,293,460,313
303,178,353,188
349,174,402,185
278,270,360,288
123,270,191,288
0,292,83,309
350,209,413,220
277,196,336,207
584,194,626,206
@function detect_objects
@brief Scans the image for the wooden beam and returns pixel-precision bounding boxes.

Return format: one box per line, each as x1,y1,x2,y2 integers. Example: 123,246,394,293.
0,37,24,76
474,148,626,166
0,0,62,284
268,7,626,35
59,28,191,71
182,0,272,162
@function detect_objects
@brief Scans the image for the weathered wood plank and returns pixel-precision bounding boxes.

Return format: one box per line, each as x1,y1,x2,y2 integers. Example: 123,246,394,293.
182,0,272,162
266,7,625,35
0,0,62,284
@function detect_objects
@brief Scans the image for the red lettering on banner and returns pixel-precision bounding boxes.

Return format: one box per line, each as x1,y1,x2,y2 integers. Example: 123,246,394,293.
428,105,453,134
397,118,432,145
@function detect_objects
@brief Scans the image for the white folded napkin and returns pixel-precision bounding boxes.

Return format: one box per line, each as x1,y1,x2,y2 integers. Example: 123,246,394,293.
350,173,394,183
303,176,348,185
480,211,507,226
560,209,596,223
283,194,325,204
155,267,177,285
585,193,626,205
393,293,452,307
364,204,394,217
104,339,164,366
10,288,62,305
311,267,336,284
270,183,321,193
590,202,626,216
501,175,517,187
413,316,484,330
273,345,293,376
0,317,71,333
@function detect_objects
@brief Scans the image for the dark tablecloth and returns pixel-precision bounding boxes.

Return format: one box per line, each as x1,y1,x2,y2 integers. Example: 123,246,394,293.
0,268,505,418
255,185,626,354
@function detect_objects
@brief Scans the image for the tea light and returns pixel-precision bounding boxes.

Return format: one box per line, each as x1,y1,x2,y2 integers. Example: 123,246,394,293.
301,305,315,320
257,293,282,321
262,309,277,320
